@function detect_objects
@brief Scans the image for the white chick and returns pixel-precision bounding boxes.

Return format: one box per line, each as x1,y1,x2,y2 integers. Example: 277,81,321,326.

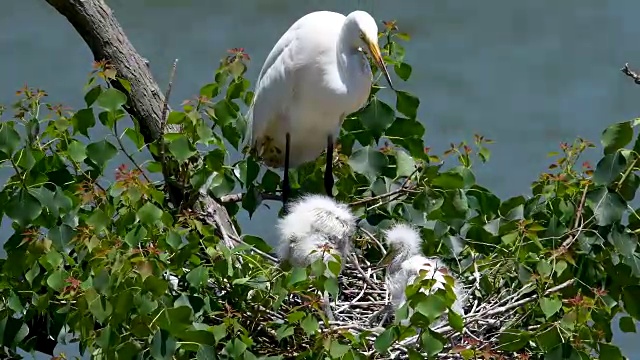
381,223,466,328
277,194,356,269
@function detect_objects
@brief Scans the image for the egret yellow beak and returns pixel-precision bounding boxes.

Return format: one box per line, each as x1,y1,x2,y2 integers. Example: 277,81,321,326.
364,37,394,90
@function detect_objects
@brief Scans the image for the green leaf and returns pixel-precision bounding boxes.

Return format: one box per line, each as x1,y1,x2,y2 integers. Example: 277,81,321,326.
593,152,626,185
0,123,20,156
540,296,562,319
348,146,388,180
535,326,562,352
71,108,96,138
124,127,146,150
261,170,281,193
432,171,465,189
415,295,448,322
601,121,633,155
86,140,117,169
186,266,208,289
84,85,102,106
6,190,42,227
386,117,425,139
48,224,76,251
208,171,236,198
275,325,294,341
151,329,177,360
395,90,420,119
46,269,66,292
87,209,110,232
420,331,445,357
300,315,319,335
608,226,637,256
242,235,272,253
447,309,464,332
167,134,197,163
623,285,640,321
96,87,127,113
374,327,396,353
137,202,163,225
125,225,147,247
167,111,186,125
329,340,350,358
394,62,412,81
67,140,87,162
166,230,182,249
599,343,623,360
497,329,529,351
619,316,636,333
395,150,416,178
205,149,226,173
360,98,396,141
225,338,247,358
586,186,626,226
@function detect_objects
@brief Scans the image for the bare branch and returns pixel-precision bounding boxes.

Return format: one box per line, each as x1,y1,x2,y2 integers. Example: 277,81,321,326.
621,63,640,85
220,192,282,204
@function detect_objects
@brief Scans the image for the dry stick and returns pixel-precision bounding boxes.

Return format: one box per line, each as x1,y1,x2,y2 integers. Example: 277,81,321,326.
621,63,640,84
160,59,179,204
220,192,282,204
350,165,421,207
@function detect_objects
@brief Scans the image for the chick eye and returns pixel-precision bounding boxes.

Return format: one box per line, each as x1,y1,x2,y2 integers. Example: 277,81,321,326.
359,32,365,40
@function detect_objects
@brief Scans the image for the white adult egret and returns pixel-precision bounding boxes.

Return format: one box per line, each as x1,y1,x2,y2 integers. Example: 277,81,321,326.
379,224,467,327
247,10,394,205
276,194,357,320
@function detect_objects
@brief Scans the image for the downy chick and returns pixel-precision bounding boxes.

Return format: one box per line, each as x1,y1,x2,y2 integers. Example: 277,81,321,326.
380,223,466,327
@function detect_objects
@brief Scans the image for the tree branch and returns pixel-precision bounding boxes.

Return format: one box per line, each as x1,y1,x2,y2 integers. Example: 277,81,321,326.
621,63,640,85
44,0,240,247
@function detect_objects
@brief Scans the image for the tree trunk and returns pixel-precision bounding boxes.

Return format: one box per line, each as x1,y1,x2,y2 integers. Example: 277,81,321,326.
44,0,241,247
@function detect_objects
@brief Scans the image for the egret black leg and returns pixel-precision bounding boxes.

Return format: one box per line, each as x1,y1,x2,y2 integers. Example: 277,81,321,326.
283,132,291,211
324,135,334,198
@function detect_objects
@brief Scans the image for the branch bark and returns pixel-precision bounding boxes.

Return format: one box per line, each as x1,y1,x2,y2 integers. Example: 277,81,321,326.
44,0,240,247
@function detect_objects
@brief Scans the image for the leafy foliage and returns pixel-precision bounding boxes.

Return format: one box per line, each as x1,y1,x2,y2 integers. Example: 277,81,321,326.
0,20,638,360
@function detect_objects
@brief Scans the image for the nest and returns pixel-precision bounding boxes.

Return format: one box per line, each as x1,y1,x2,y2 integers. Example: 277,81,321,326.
306,232,576,359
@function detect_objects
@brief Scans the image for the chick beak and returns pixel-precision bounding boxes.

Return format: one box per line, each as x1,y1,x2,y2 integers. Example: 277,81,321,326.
377,248,396,268
365,37,395,90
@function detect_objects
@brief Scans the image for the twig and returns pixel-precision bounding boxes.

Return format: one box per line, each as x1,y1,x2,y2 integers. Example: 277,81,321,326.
160,59,178,204
113,119,152,184
557,185,589,251
621,63,640,85
349,183,415,207
220,192,282,204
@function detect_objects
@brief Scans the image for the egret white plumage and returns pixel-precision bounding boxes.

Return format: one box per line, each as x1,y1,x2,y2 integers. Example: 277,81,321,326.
247,10,394,205
276,194,357,319
277,194,356,268
380,224,467,327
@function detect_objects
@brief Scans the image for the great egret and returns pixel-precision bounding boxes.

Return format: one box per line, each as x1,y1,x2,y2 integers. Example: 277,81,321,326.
379,224,466,327
276,194,357,319
247,10,394,205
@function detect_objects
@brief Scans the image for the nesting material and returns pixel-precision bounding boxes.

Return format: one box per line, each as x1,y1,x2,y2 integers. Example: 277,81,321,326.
382,223,467,326
276,194,357,269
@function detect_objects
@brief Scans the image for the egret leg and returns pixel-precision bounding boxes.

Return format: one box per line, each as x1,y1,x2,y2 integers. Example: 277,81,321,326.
282,132,291,209
324,135,334,198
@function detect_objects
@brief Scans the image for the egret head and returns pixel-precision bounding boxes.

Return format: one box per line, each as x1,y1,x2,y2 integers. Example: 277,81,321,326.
378,223,422,273
345,10,394,90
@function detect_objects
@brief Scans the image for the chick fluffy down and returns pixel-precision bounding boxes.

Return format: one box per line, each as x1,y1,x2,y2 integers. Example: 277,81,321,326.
277,194,357,268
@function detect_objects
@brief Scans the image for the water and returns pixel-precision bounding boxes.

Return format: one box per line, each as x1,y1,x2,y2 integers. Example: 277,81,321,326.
2,0,640,358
